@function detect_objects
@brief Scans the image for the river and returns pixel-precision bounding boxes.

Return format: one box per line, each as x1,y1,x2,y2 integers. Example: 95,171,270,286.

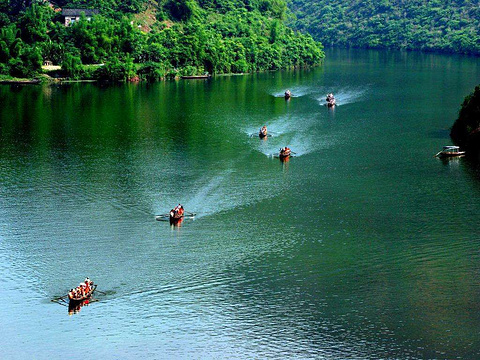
0,48,479,359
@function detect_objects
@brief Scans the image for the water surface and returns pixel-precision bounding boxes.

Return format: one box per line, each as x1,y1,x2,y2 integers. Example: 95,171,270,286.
1,48,479,359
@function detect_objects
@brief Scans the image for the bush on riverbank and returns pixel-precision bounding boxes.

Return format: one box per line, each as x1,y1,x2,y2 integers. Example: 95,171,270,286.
451,85,480,158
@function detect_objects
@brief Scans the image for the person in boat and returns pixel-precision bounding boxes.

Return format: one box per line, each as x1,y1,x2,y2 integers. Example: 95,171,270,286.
259,126,267,137
280,147,291,157
171,204,184,219
285,90,291,98
79,283,86,297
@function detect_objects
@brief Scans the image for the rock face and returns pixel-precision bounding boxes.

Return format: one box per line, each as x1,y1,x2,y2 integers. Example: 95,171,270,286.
451,85,480,159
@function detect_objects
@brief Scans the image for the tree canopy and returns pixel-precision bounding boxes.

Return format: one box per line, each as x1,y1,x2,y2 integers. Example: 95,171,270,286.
0,0,324,80
288,0,480,55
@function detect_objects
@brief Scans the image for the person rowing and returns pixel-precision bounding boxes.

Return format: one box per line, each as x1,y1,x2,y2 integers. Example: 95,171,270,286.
279,147,291,157
259,125,267,138
171,204,184,220
68,278,95,301
326,93,336,107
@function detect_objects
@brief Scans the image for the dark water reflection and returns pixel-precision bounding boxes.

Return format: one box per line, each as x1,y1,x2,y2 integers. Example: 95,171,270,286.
1,48,480,359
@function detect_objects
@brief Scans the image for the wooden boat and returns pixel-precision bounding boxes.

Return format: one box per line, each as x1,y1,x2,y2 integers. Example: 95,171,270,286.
169,209,184,224
284,90,291,99
259,126,268,138
68,284,97,305
181,75,210,79
0,79,41,85
279,147,292,159
435,146,465,158
326,93,336,107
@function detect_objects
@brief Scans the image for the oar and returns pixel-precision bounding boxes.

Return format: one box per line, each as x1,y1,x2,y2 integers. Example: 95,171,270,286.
434,151,442,157
184,211,196,217
95,289,107,295
51,297,68,305
155,214,170,221
156,213,170,218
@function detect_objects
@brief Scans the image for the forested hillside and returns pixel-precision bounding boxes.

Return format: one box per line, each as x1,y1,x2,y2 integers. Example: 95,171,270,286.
0,0,324,80
288,0,480,55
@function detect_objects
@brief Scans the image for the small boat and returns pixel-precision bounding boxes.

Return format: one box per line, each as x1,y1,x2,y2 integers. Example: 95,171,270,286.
169,205,185,224
284,90,291,99
326,93,336,107
169,210,184,224
435,146,465,158
181,74,210,79
259,126,268,138
0,78,41,85
68,284,96,305
279,147,292,159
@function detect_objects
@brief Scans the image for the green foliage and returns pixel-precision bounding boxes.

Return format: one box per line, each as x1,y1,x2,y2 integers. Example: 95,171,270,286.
0,0,324,80
19,4,53,44
138,61,167,81
94,55,137,81
165,0,199,21
62,53,83,78
289,0,480,55
451,85,480,154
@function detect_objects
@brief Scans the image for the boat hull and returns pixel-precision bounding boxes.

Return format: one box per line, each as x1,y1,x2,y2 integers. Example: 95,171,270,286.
170,215,184,225
181,75,210,79
279,150,291,159
438,152,465,158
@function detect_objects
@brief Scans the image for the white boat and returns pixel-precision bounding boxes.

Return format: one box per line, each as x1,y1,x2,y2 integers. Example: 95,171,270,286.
435,146,465,158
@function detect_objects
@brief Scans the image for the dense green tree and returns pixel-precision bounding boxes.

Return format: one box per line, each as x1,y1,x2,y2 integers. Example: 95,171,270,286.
0,0,324,80
61,52,83,78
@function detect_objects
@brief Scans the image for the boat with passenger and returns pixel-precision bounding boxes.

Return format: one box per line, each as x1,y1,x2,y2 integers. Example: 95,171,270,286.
259,126,268,138
68,278,96,305
170,204,185,224
279,147,292,159
326,93,336,107
435,146,465,158
284,90,291,99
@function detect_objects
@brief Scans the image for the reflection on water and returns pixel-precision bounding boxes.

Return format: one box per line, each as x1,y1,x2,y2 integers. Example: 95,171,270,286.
68,298,97,316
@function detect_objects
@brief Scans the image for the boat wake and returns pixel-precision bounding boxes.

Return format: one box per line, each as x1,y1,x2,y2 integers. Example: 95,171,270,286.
315,86,369,106
271,86,310,98
243,114,297,138
164,168,282,220
251,114,337,158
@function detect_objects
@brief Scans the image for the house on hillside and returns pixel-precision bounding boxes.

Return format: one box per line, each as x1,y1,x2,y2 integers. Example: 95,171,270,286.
62,9,99,26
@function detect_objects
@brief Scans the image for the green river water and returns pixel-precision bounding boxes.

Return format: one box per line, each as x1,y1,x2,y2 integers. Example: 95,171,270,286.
0,48,479,359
